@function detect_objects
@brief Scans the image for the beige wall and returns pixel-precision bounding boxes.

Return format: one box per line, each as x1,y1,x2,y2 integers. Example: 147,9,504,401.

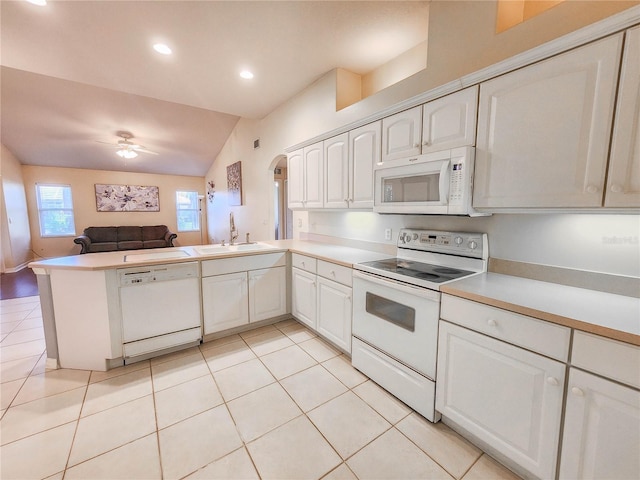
424,0,639,90
21,165,205,259
1,145,33,271
206,1,639,276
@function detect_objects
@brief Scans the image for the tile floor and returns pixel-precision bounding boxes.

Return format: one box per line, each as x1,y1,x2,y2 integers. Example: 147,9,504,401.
0,295,522,480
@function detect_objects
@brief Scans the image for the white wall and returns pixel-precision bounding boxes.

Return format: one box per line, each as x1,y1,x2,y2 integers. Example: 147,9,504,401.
205,1,640,278
1,145,33,271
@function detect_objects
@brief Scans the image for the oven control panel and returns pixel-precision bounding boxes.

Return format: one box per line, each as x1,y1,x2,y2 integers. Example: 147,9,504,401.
398,229,486,259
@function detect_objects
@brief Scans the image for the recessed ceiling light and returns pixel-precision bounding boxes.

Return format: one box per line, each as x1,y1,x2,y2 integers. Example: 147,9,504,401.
153,44,172,55
240,70,254,79
25,0,47,5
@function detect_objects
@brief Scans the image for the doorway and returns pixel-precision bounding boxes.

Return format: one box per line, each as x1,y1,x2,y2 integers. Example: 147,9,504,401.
273,156,292,240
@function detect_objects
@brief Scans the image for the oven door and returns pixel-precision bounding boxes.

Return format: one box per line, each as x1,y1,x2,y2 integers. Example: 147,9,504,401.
352,270,440,379
374,153,450,214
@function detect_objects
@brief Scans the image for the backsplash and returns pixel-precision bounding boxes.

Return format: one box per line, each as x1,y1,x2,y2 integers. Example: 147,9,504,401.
305,211,640,279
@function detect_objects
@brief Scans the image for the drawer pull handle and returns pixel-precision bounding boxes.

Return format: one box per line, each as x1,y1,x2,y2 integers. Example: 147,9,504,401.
301,262,305,267
330,270,335,276
546,377,559,386
487,319,497,327
571,387,585,397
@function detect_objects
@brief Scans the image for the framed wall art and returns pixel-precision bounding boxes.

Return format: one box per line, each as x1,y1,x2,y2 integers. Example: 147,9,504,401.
95,184,160,212
227,161,242,206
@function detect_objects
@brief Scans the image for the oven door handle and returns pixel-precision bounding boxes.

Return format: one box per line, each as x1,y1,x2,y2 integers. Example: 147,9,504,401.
353,270,441,302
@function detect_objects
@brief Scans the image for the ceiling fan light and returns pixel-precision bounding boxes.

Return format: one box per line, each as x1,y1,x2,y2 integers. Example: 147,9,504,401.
116,149,138,159
26,0,47,6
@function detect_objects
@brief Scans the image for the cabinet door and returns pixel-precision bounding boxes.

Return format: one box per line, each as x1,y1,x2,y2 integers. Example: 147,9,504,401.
381,106,422,163
606,26,640,207
287,149,304,209
291,267,317,329
303,142,324,208
248,266,287,322
421,86,478,153
436,321,565,479
560,368,640,480
202,272,248,334
349,121,380,209
324,133,350,209
317,277,352,353
474,34,622,209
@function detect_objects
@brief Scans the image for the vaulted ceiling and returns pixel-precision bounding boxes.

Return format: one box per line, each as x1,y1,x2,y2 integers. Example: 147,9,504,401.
1,1,430,176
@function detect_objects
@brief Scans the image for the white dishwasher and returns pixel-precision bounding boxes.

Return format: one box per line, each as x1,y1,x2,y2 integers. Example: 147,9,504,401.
118,262,202,362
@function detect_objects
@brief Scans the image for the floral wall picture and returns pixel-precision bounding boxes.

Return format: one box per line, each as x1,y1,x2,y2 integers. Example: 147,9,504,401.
227,161,242,206
95,184,160,212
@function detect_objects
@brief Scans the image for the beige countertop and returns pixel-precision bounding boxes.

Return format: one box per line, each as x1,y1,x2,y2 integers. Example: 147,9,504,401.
28,240,393,272
441,273,640,346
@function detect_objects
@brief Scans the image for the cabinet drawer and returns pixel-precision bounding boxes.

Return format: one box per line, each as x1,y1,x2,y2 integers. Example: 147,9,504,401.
317,260,352,287
202,252,286,277
572,331,640,389
292,253,317,273
441,294,570,361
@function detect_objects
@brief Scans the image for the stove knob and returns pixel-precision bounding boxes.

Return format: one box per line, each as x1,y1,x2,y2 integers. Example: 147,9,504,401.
468,240,478,250
412,233,418,241
399,233,406,243
454,236,463,246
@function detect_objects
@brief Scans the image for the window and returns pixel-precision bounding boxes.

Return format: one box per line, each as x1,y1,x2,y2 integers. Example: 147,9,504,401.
36,184,76,237
176,191,200,232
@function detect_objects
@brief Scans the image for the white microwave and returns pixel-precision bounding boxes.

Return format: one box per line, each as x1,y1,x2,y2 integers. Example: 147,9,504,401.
373,146,483,216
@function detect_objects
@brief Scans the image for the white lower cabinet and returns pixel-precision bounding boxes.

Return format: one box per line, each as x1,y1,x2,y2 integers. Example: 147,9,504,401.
317,276,352,353
202,253,287,335
436,320,565,479
559,368,640,480
202,272,248,333
291,253,353,353
249,267,286,323
291,267,317,329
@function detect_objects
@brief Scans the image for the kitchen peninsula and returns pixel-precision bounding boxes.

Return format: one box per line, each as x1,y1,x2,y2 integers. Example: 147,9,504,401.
28,241,392,371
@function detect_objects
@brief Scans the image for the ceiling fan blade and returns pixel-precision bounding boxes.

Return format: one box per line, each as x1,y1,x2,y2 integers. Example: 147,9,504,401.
95,140,119,147
134,147,159,155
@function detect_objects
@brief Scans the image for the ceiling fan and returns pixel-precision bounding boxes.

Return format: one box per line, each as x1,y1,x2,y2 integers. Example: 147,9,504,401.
96,131,158,159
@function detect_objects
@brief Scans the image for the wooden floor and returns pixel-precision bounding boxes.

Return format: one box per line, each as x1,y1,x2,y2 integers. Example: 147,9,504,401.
0,268,39,300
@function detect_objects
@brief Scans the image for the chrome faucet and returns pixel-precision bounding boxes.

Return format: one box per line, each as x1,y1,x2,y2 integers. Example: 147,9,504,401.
229,212,238,245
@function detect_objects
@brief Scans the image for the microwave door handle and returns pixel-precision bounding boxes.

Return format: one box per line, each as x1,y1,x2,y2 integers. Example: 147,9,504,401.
439,160,450,205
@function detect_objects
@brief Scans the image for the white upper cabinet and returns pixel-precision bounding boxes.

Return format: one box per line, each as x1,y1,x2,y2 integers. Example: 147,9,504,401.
287,148,304,208
606,26,640,207
421,86,478,153
324,123,380,210
349,121,380,209
473,33,623,209
324,133,350,209
287,142,324,209
381,105,422,162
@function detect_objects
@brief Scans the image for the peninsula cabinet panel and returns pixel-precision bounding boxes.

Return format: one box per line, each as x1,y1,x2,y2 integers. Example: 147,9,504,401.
473,33,623,209
559,368,640,480
606,26,640,207
421,86,478,153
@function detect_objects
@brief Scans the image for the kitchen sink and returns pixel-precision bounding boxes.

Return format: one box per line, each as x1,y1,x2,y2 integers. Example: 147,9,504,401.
124,250,191,262
194,242,276,255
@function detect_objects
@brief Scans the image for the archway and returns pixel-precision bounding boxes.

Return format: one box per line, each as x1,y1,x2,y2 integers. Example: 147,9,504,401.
268,154,291,240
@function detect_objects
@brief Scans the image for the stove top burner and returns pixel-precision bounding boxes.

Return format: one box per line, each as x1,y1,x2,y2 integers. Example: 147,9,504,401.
358,258,474,284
